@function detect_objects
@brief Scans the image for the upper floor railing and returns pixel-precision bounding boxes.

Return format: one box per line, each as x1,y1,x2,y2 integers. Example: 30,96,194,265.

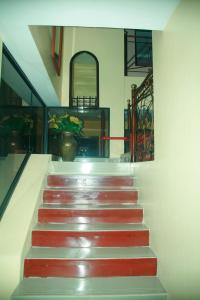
124,29,152,77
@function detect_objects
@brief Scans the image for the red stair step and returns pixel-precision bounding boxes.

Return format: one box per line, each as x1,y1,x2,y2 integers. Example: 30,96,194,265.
47,175,134,188
43,190,138,205
24,258,157,278
38,207,143,224
32,229,149,248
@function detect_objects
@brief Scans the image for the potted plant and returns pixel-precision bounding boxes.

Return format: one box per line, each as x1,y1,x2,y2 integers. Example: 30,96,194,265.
48,113,84,161
0,114,33,154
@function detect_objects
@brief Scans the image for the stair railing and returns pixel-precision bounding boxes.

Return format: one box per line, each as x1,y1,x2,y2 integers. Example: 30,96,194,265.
129,71,154,162
101,71,153,162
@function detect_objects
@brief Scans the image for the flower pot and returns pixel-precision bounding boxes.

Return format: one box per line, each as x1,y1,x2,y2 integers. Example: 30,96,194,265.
59,131,77,161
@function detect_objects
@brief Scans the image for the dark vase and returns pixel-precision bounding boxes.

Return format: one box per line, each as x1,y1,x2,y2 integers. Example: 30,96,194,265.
59,131,77,161
7,130,23,153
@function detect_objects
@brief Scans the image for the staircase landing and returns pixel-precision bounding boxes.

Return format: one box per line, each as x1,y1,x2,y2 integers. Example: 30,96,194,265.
12,277,167,300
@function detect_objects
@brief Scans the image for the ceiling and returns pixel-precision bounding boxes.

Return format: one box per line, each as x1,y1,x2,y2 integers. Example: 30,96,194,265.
0,0,180,106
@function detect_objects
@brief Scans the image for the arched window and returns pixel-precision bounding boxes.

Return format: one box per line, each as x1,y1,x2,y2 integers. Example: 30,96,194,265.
70,51,99,108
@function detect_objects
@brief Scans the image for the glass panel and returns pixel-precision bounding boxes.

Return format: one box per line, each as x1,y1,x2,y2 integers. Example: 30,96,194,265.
47,107,109,158
0,153,26,208
0,46,46,217
31,107,45,153
135,30,152,67
31,93,43,107
0,54,32,106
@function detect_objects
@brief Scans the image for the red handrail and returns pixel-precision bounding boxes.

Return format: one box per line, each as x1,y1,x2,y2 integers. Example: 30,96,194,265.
101,136,129,141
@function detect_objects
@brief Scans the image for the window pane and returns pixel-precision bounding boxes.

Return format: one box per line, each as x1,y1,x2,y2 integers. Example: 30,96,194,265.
135,30,152,67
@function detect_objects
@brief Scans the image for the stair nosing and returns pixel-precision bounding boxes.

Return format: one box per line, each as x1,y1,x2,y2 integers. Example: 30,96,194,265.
39,204,143,210
43,188,139,193
26,246,156,259
33,223,148,231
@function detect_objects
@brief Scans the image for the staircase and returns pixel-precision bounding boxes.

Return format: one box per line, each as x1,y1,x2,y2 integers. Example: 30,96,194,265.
12,161,167,299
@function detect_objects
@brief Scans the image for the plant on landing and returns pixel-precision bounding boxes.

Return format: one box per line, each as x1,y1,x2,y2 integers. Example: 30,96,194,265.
48,113,84,136
0,114,33,136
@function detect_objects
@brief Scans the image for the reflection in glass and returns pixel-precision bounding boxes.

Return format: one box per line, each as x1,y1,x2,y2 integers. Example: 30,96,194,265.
0,154,26,207
0,45,46,217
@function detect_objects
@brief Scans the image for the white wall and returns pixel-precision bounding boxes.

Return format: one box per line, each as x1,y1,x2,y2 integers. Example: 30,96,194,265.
61,27,143,157
0,155,51,300
135,1,200,299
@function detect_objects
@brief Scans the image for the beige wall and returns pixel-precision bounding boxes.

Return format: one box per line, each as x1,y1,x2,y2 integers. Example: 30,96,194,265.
0,36,3,80
30,26,62,101
30,26,144,157
135,1,200,299
0,155,51,300
60,27,143,157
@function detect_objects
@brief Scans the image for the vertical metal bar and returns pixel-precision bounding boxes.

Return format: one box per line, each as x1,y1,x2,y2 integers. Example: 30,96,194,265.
124,30,128,76
127,99,131,154
43,107,48,154
131,85,137,162
100,109,105,157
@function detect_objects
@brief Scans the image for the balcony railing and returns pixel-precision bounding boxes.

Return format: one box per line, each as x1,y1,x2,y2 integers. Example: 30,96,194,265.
124,29,153,76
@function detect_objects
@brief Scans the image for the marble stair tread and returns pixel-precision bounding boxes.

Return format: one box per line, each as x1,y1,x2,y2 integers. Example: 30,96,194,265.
34,223,148,231
47,174,134,179
49,161,135,175
44,187,138,191
40,204,142,210
12,277,167,299
26,246,155,259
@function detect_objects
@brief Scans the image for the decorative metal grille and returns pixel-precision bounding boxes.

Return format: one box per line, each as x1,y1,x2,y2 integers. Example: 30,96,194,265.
133,72,154,162
125,72,154,162
71,97,98,109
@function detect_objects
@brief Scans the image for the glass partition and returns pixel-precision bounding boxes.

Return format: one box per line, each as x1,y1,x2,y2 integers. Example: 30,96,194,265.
0,45,46,218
